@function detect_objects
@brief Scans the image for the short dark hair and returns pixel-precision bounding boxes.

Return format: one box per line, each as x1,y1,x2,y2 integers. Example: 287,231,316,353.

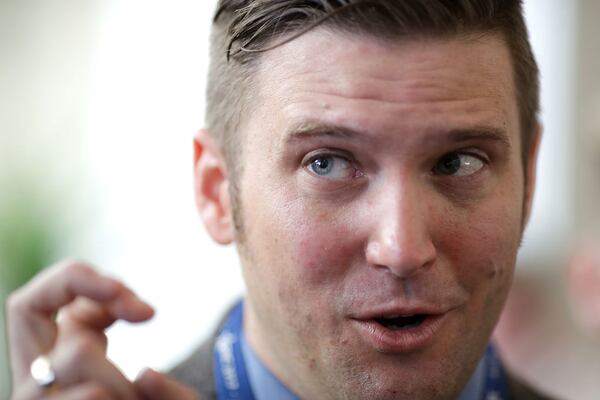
207,0,539,171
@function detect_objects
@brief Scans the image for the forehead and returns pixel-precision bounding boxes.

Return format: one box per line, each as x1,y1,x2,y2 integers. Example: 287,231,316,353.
247,29,519,151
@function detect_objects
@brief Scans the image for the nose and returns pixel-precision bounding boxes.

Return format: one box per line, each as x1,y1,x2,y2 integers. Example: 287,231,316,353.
365,181,437,279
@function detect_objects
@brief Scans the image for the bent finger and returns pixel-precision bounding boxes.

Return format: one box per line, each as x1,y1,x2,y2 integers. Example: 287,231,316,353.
53,333,138,400
7,260,124,383
58,295,154,349
16,334,137,400
136,368,199,400
44,383,112,400
16,259,121,316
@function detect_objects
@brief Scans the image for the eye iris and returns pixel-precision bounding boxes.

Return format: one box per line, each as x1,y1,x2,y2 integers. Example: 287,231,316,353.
438,154,461,175
312,157,333,175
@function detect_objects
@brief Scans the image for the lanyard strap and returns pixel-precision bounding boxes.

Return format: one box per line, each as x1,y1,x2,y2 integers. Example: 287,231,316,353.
213,301,508,400
482,344,509,400
213,301,256,400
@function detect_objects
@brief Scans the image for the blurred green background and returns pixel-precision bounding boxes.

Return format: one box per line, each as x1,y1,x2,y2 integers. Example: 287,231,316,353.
0,175,64,394
0,1,99,395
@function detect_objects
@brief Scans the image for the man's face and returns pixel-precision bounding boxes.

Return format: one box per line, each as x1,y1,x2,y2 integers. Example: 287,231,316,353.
235,30,532,400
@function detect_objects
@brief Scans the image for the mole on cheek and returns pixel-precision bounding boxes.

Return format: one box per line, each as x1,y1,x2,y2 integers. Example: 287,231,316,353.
317,210,332,221
487,264,505,280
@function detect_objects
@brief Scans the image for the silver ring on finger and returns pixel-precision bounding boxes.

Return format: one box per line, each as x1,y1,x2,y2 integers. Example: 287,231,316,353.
30,355,57,389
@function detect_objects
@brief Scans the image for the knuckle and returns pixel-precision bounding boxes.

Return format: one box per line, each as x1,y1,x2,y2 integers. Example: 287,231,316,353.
59,259,93,276
65,335,100,364
80,383,111,400
5,290,28,316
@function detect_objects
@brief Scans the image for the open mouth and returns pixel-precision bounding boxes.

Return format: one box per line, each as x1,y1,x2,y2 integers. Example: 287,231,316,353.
374,314,428,330
351,311,448,351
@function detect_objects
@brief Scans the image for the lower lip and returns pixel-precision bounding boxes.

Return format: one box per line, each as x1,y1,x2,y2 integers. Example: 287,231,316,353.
350,313,448,353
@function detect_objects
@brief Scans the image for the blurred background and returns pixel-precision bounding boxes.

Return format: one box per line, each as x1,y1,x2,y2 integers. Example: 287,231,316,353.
0,0,598,399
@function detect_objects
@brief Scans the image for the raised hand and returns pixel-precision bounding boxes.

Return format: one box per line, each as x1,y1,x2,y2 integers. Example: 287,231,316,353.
7,259,154,399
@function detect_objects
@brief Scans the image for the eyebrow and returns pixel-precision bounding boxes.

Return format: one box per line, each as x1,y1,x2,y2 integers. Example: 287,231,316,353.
284,121,512,150
441,127,512,149
284,122,360,143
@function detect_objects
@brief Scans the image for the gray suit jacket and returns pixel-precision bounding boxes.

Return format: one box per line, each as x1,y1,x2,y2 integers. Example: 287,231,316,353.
169,314,555,400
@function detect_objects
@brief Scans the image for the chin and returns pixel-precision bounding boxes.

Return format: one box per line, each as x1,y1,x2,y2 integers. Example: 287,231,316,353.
314,345,473,400
328,374,463,400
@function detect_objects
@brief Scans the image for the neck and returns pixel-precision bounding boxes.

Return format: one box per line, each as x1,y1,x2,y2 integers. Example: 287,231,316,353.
243,300,325,400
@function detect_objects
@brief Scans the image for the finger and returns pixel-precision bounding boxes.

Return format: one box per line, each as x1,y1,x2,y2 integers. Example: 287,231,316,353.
59,293,154,333
7,260,128,383
44,383,112,400
17,259,121,316
135,368,199,400
56,296,154,355
50,333,136,400
15,333,137,400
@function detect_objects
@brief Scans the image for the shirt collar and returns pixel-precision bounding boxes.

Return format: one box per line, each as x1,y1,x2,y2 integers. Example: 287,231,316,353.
240,331,299,400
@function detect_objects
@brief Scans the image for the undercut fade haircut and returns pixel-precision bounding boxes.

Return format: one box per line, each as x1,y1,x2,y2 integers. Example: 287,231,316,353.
206,0,539,192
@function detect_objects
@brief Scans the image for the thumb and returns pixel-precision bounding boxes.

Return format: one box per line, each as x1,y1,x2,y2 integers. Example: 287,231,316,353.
136,368,200,400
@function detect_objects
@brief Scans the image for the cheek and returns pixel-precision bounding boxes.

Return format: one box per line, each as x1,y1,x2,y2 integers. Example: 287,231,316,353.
242,181,360,295
441,197,522,307
285,207,361,286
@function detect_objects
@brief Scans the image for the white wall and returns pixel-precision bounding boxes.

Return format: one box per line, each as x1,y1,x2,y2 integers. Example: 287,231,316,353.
85,0,245,378
518,0,577,268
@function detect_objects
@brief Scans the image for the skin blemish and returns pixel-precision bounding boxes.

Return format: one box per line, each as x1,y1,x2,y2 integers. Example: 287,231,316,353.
486,266,499,280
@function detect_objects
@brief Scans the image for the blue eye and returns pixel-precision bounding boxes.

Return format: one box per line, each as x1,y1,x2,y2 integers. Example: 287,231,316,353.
308,155,353,179
434,153,485,177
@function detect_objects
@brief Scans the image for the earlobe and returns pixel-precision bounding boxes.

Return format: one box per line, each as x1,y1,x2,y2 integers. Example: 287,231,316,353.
523,122,543,227
193,129,234,244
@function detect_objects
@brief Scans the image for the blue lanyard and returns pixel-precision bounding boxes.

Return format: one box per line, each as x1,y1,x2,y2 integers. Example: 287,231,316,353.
214,301,508,400
213,301,256,400
482,344,509,400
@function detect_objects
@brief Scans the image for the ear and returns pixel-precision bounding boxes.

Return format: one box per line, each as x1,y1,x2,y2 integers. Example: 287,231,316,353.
522,122,543,227
193,129,234,244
